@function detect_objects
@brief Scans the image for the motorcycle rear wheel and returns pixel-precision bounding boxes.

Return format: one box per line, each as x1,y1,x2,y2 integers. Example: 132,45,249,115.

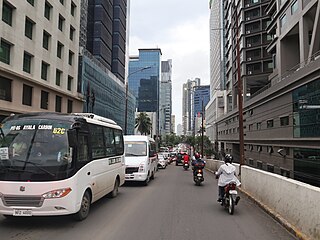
228,196,234,215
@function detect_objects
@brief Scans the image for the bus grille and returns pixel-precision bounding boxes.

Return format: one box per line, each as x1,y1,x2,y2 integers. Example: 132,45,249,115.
125,167,139,174
2,195,44,207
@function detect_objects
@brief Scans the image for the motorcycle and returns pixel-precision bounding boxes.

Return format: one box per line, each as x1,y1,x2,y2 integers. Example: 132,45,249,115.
193,168,204,185
183,161,189,170
221,182,240,215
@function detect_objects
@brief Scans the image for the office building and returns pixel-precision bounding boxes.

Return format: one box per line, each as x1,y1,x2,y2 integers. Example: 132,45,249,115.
160,59,172,137
128,48,162,135
193,85,210,134
0,0,82,120
214,0,320,187
78,0,131,131
182,78,200,135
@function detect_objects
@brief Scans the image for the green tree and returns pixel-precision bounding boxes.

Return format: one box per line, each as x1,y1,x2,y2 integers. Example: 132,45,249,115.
135,112,152,135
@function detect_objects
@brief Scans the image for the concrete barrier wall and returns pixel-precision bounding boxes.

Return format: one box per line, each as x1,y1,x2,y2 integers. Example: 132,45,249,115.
205,160,320,240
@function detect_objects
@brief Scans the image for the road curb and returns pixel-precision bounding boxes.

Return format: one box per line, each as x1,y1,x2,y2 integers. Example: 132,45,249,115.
205,168,310,240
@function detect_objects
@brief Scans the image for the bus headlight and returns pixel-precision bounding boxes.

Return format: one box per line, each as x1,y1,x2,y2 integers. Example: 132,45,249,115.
138,163,145,172
42,188,72,199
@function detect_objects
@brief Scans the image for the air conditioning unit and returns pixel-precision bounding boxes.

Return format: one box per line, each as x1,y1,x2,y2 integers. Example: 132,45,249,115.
247,57,252,61
246,30,251,34
248,71,252,75
247,43,251,47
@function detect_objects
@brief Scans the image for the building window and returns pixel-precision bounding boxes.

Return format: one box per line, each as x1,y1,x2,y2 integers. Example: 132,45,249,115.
280,14,287,28
42,31,50,50
267,119,274,128
40,90,49,109
67,76,73,91
257,145,262,152
55,95,62,112
57,41,64,58
68,50,74,65
71,1,76,16
248,158,254,166
0,76,12,101
291,0,298,14
2,1,13,26
23,52,32,73
0,39,11,64
41,61,49,80
257,161,263,169
58,14,65,31
44,1,52,20
67,99,73,113
69,26,75,40
25,17,34,39
26,0,34,6
280,168,290,178
22,84,32,106
267,164,274,173
256,122,261,130
56,69,62,86
59,0,64,5
267,146,273,154
280,116,289,126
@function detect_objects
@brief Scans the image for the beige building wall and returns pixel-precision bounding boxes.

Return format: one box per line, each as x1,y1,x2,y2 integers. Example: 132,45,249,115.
0,0,83,118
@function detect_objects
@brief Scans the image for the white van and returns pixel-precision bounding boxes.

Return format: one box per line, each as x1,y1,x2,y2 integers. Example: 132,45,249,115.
124,135,158,185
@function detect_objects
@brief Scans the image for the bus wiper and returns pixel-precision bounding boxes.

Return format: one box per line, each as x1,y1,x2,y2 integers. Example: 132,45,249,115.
12,159,56,177
126,153,142,156
0,167,37,174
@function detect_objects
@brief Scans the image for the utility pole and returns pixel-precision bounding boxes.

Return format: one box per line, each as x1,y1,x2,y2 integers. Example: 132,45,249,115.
201,98,204,158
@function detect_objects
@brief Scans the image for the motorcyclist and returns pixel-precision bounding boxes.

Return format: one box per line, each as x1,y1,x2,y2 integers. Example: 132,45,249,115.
183,153,190,164
215,154,241,202
192,152,206,175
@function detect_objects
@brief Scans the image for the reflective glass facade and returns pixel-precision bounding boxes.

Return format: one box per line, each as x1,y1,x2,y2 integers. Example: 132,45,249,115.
293,78,320,138
128,49,161,113
80,56,135,133
194,86,210,118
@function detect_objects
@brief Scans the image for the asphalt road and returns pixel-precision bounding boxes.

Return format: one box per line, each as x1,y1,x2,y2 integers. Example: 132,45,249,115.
0,164,297,240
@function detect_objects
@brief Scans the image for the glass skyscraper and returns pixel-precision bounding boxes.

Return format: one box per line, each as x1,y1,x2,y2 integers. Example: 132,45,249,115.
128,49,162,135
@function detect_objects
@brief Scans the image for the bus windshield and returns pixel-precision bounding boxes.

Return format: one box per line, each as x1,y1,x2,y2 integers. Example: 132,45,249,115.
124,141,147,157
0,119,73,181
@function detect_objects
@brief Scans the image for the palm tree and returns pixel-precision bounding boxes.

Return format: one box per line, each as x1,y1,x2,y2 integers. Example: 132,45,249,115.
135,112,152,135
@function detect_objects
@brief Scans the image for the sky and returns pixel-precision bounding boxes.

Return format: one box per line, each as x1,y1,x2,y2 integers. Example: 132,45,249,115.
128,0,211,131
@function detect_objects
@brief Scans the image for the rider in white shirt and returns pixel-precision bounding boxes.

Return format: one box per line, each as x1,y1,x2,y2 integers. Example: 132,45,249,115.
215,154,241,202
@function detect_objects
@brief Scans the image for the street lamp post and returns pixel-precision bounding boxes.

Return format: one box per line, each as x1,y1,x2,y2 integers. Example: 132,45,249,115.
201,98,204,158
125,66,152,134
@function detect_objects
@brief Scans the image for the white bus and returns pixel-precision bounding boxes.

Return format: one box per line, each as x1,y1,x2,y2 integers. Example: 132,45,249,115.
124,135,158,185
0,113,125,220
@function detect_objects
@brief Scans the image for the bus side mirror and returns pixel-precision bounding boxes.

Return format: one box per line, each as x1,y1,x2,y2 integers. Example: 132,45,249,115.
149,150,155,157
67,129,77,147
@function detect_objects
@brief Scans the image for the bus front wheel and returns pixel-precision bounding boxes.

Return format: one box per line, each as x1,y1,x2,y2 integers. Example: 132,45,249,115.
109,179,119,198
74,190,91,221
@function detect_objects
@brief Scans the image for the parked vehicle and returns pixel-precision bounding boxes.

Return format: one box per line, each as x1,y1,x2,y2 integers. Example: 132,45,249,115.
220,182,240,215
124,135,158,185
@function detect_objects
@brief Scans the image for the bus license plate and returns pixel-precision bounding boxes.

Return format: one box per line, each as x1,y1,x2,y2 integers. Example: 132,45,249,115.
13,209,32,216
